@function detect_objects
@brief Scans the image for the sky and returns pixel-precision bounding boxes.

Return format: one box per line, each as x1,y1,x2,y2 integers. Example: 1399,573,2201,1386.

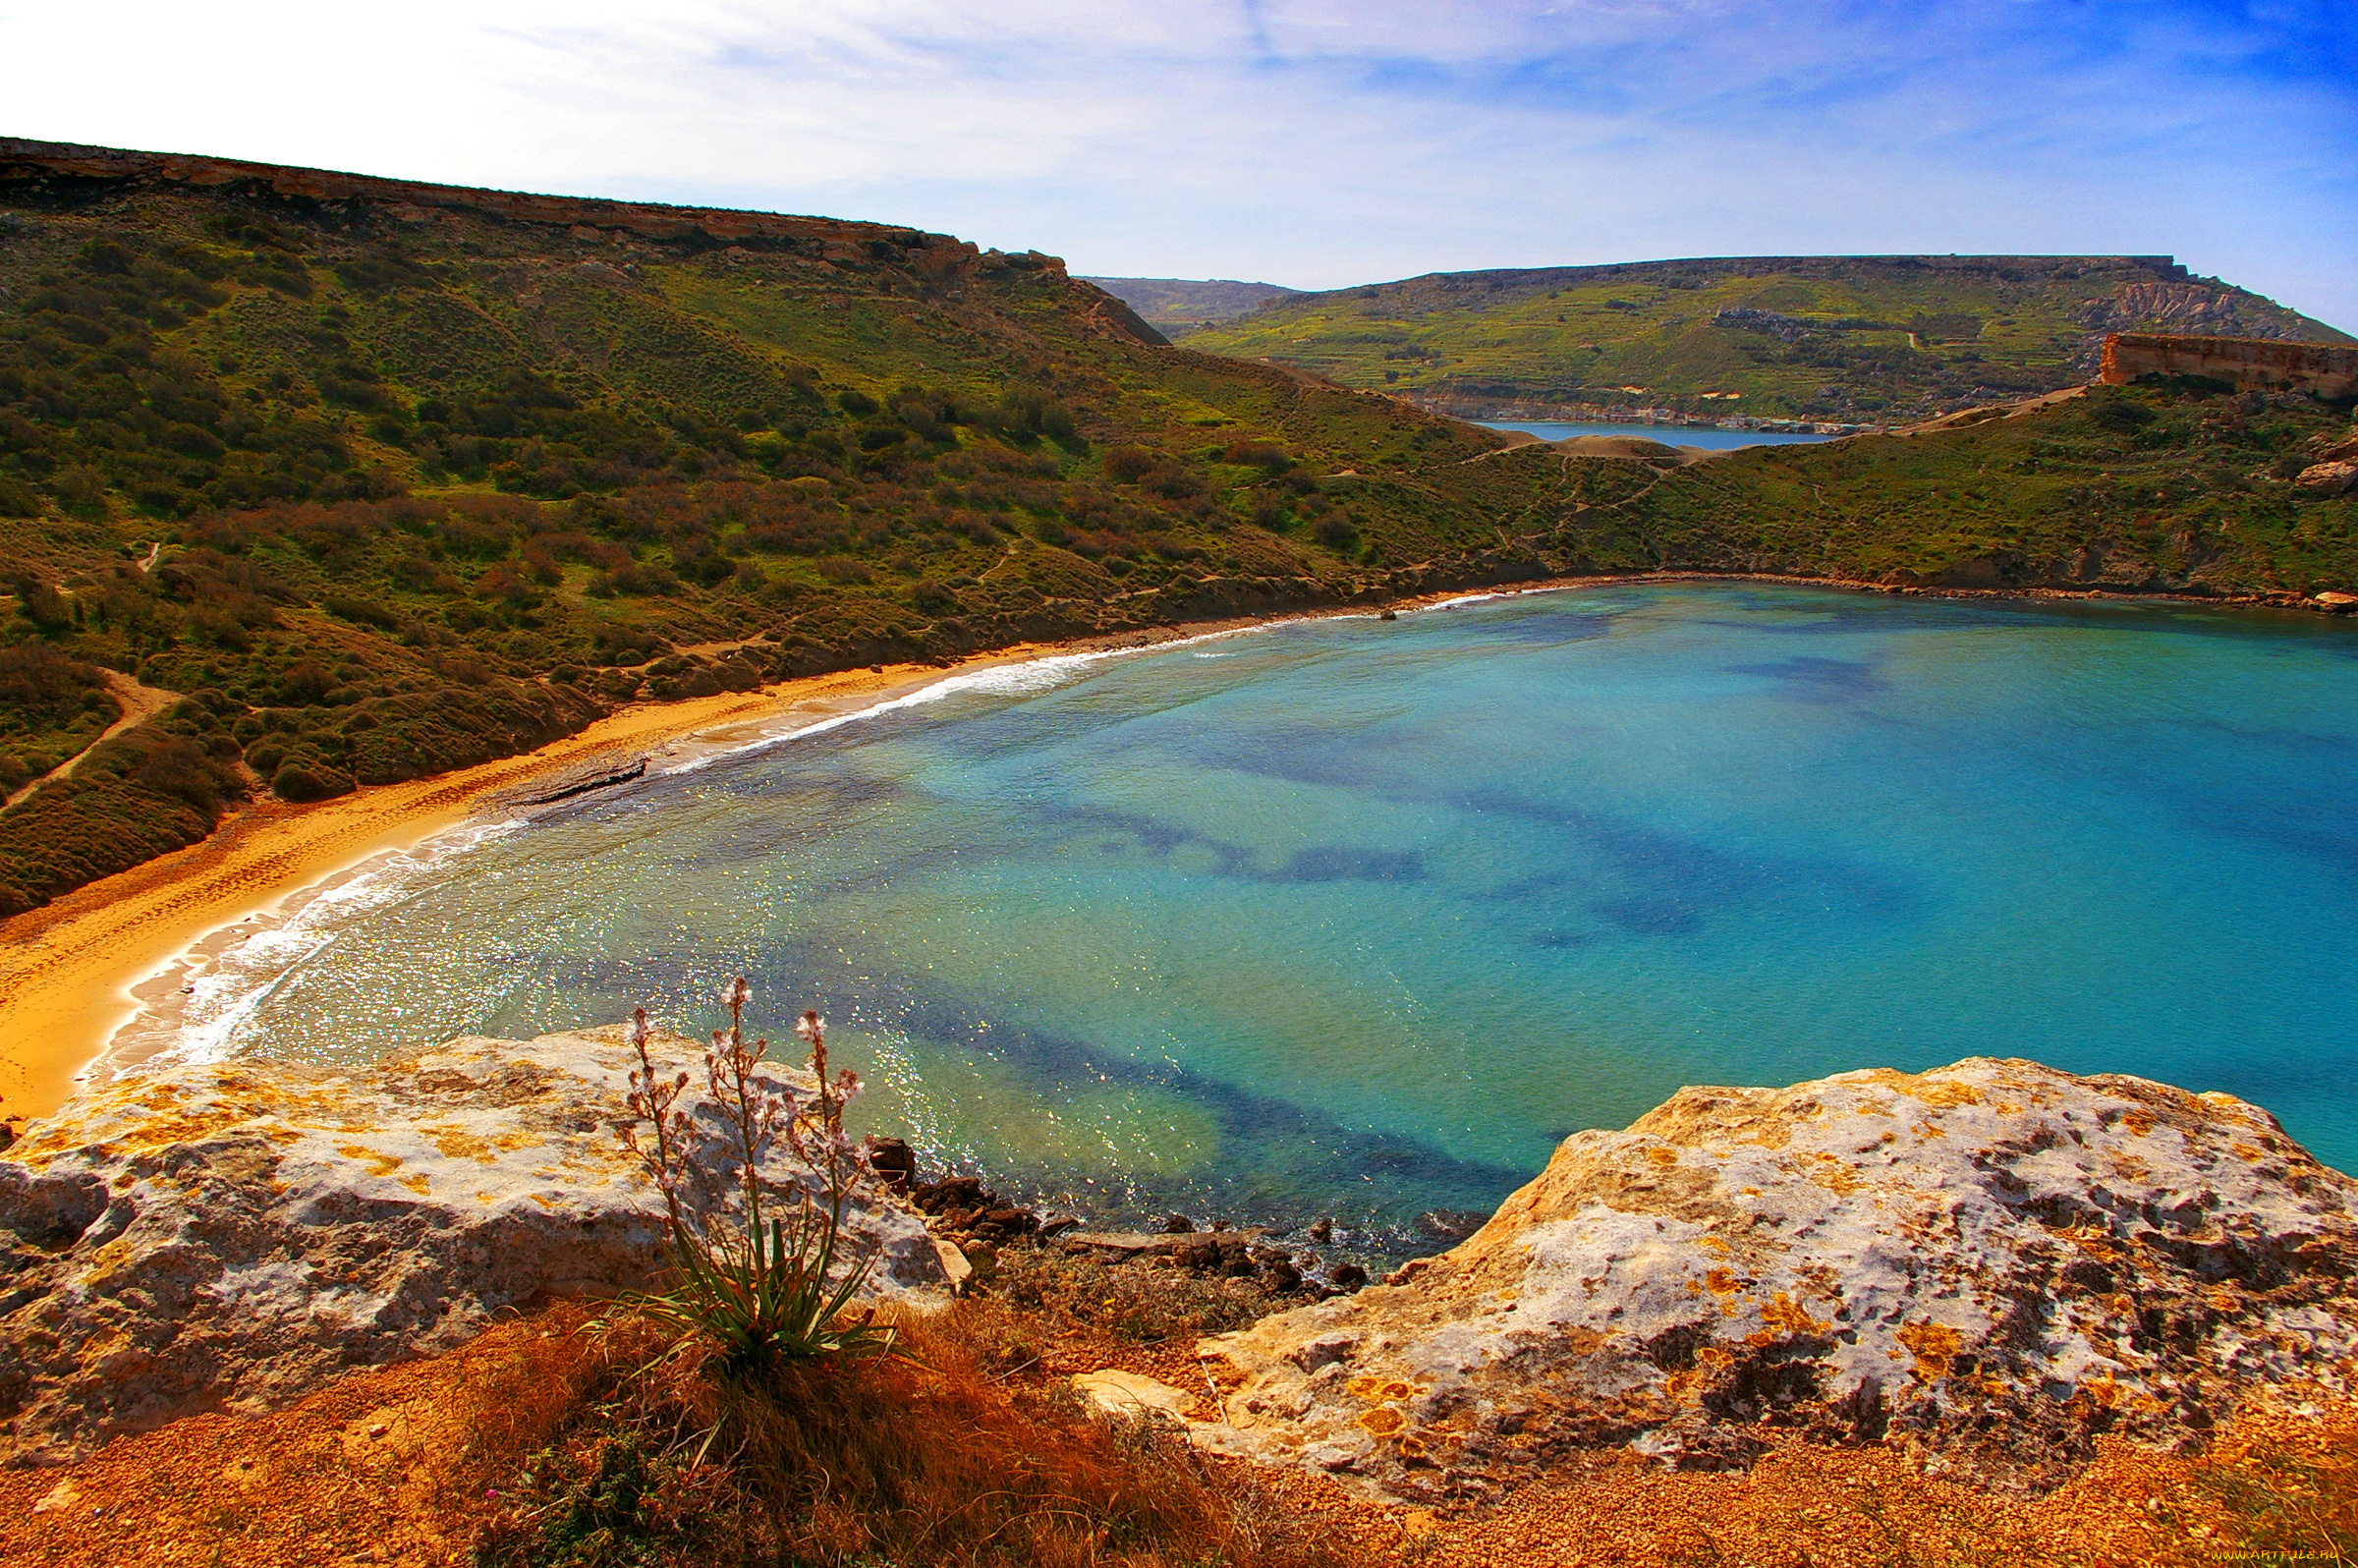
5,1,2352,327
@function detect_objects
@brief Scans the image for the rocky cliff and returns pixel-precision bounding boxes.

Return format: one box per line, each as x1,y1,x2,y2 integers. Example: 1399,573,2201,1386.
1194,1058,2358,1503
0,1027,954,1464
2101,332,2358,398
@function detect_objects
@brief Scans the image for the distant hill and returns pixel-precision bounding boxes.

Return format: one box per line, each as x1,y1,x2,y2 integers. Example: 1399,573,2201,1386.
1080,277,1309,334
1179,255,2354,424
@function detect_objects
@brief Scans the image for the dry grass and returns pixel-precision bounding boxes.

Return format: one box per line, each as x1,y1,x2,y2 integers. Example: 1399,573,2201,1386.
459,1300,1341,1568
990,1244,1282,1347
1,1289,2351,1568
2174,1399,2358,1566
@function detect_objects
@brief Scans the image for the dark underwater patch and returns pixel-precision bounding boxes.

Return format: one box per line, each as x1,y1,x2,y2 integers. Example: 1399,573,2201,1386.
1727,654,1885,701
1270,846,1425,883
754,974,1540,1241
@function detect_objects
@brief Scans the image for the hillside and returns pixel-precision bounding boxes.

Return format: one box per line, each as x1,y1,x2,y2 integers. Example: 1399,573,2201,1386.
1079,277,1310,334
1610,380,2358,592
1180,254,2354,424
0,139,1569,916
1,142,2352,921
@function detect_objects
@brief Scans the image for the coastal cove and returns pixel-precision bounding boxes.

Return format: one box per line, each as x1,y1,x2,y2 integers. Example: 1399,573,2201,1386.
40,581,2358,1251
1475,419,1837,449
0,632,1242,1120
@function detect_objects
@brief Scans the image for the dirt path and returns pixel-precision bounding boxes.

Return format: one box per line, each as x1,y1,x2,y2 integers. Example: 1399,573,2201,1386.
0,669,179,812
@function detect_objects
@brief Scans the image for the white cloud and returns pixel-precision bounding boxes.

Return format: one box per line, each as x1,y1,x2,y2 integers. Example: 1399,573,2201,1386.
3,1,2349,324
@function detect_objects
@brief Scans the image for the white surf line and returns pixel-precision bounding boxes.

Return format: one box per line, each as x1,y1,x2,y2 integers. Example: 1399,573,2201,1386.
1413,579,1626,613
95,816,525,1080
95,634,1259,1072
657,617,1336,778
97,599,1488,1075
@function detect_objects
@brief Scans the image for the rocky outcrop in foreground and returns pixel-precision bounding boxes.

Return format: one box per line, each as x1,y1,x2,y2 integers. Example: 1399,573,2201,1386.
1195,1058,2358,1501
0,1028,953,1464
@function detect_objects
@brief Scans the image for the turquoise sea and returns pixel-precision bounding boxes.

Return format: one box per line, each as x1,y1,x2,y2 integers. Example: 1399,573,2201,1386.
174,586,2358,1242
1476,420,1834,449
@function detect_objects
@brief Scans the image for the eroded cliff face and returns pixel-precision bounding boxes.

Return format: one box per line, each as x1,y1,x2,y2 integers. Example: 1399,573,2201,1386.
2101,332,2358,398
0,1028,953,1464
1196,1059,2358,1502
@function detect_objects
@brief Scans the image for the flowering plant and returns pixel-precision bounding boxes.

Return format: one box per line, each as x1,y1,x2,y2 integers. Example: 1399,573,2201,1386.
619,978,899,1375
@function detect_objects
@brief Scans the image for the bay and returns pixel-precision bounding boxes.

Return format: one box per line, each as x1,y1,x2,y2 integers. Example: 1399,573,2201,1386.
161,585,2358,1242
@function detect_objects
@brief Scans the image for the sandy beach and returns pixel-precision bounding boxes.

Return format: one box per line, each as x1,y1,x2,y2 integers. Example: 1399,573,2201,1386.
0,631,1219,1123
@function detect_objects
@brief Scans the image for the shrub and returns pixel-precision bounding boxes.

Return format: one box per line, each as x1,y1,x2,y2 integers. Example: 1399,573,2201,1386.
9,574,71,630
2089,394,2158,432
322,594,402,631
461,1299,1336,1568
1102,445,1156,482
278,660,332,703
591,624,667,664
271,760,354,802
1223,439,1292,474
0,643,104,715
1312,514,1359,550
617,983,900,1380
994,1245,1275,1345
588,562,683,597
135,736,235,812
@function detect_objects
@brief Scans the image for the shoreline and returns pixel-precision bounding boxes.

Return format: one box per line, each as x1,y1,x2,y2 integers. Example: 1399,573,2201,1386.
2,569,2343,1125
0,630,1225,1121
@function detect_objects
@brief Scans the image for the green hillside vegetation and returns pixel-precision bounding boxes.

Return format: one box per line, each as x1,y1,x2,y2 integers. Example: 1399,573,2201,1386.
1182,255,2353,423
0,140,1555,915
0,144,2351,919
1614,382,2358,590
0,643,114,793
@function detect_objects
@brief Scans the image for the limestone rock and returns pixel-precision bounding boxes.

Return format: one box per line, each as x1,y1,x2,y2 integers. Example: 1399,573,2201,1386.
1196,1059,2358,1502
2295,460,2358,495
0,1026,950,1464
1073,1369,1196,1423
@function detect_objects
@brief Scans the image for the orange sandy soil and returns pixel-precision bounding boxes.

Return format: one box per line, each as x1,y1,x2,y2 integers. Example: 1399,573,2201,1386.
1,1302,2336,1568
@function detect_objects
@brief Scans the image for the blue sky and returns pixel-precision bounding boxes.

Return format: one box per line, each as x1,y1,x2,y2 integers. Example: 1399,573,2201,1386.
7,1,2352,326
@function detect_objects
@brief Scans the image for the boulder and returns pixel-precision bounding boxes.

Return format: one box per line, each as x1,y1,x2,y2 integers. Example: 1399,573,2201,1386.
1073,1369,1196,1423
1194,1059,2358,1502
0,1026,953,1464
2295,460,2358,495
866,1135,918,1189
